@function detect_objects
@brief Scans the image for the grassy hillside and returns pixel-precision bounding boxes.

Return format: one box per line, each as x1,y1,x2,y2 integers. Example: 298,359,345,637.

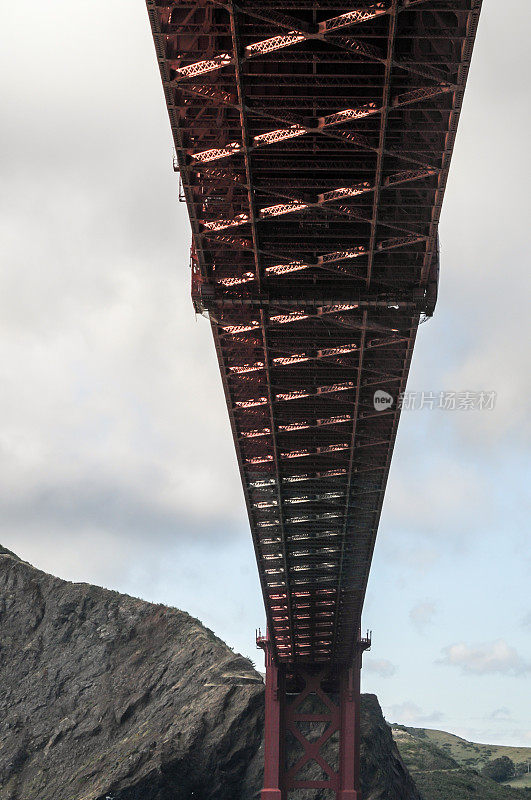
508,775,531,789
392,728,459,772
401,726,531,772
392,726,531,800
412,768,531,800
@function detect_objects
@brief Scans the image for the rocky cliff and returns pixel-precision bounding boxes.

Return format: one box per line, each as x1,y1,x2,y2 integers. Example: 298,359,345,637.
0,548,422,800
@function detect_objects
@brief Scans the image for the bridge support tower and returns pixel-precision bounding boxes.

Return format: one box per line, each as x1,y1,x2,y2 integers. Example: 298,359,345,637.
258,632,371,800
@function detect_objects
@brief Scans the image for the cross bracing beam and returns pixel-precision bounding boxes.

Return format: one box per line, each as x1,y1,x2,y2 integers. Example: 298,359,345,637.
146,0,482,670
210,235,426,290
201,175,434,235
173,0,450,84
187,85,453,164
171,4,387,78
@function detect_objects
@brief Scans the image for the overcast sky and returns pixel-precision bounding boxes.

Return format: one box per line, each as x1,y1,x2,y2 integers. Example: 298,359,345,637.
1,0,529,747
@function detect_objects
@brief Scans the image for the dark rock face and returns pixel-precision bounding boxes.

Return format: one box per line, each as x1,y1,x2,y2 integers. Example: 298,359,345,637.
0,550,422,800
359,695,423,800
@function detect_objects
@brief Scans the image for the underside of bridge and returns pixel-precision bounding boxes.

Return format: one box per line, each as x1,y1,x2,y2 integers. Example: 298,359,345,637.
146,0,482,795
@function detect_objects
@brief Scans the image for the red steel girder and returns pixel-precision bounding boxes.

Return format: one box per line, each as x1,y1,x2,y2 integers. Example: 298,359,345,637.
145,0,483,671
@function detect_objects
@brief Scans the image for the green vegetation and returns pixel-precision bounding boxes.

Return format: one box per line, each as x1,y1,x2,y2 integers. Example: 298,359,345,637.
506,775,531,789
391,725,531,800
481,757,516,783
397,726,531,773
392,728,459,772
412,768,531,800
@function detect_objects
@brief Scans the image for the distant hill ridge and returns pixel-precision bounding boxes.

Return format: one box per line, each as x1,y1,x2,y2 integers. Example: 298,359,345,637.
392,724,531,800
395,725,531,771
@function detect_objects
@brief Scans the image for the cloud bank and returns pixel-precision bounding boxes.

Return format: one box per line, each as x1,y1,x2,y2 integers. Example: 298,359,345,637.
438,640,531,676
364,659,397,678
410,602,437,632
385,701,443,727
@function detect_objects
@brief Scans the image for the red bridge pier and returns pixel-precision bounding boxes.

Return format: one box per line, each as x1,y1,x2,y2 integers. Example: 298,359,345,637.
258,631,371,799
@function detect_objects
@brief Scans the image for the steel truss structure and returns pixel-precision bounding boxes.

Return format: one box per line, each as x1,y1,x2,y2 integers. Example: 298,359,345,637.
146,0,481,796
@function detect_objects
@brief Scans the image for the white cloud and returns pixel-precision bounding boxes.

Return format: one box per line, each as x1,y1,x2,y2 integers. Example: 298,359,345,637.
364,659,397,678
384,701,443,726
0,0,247,566
410,602,437,631
438,640,531,676
489,707,512,721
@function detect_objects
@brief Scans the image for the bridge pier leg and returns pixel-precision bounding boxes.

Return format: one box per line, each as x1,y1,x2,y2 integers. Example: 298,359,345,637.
258,633,366,800
338,651,362,800
261,638,284,800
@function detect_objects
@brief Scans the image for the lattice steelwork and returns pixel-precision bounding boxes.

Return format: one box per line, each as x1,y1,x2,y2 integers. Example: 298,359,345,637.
146,0,482,667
